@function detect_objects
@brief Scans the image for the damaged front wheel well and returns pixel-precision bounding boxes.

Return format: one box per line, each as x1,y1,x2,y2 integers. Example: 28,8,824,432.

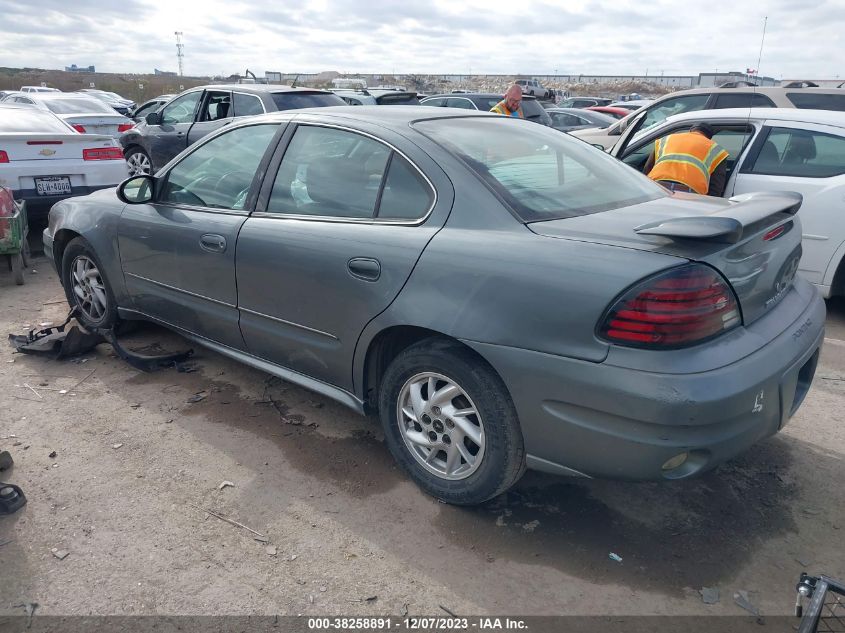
52,229,82,282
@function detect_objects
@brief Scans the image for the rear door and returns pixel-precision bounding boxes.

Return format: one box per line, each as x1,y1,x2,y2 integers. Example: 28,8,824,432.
145,90,202,169
236,119,453,391
187,90,233,145
118,121,283,348
734,121,845,287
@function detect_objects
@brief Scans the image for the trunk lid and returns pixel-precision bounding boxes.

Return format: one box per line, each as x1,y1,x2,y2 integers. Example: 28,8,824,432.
62,114,130,138
1,133,118,161
528,191,804,325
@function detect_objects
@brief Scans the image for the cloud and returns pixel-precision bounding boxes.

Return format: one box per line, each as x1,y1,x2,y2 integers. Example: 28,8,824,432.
2,0,843,79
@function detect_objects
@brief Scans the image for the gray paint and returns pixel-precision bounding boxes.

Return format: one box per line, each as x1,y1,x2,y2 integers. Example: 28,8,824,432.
45,107,825,481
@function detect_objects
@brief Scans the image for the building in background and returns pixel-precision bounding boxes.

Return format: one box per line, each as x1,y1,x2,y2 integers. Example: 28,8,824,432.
65,64,95,73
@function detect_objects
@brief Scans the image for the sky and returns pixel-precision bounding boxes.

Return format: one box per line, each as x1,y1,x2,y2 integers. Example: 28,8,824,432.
2,0,843,80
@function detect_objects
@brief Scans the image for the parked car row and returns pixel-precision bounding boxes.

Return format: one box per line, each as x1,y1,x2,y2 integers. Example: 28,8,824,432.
1,91,134,139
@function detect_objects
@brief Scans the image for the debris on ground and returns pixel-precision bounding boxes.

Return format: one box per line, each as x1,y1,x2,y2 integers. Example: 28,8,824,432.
187,392,207,404
439,605,457,617
733,590,761,616
48,451,57,459
218,480,234,490
521,520,540,532
51,548,70,560
290,554,298,561
0,450,12,471
609,552,623,563
803,508,822,515
700,587,720,604
112,443,123,449
253,535,269,544
366,595,378,602
189,504,265,538
266,545,277,556
796,557,811,567
13,602,38,628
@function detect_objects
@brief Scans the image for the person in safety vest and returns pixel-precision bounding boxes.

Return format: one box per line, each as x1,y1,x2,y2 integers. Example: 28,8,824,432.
490,85,525,118
644,122,729,196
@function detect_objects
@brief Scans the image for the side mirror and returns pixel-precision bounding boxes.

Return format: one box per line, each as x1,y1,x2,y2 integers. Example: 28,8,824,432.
117,175,155,204
145,111,162,125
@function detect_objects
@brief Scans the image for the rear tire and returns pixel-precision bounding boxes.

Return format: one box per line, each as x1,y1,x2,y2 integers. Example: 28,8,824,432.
379,338,525,505
125,147,152,176
61,237,118,330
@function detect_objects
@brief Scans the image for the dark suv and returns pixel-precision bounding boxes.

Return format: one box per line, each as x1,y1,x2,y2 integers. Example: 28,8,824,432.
120,84,345,175
420,93,552,126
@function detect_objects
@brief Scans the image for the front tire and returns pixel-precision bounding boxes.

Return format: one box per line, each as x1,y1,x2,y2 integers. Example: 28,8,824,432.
61,237,118,330
125,146,152,176
379,338,525,505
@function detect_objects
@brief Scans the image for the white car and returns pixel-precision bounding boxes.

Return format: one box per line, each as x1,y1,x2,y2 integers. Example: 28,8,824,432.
611,107,845,298
0,103,129,220
2,92,134,140
20,86,60,93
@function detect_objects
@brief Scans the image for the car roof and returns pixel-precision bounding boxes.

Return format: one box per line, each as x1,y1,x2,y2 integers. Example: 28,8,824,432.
664,107,845,128
189,84,333,94
244,105,500,126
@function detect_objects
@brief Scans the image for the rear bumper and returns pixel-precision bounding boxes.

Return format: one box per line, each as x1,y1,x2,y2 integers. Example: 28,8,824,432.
465,284,826,480
16,185,115,220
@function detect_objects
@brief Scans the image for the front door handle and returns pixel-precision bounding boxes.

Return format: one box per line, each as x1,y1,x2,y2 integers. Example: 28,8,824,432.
348,257,381,281
200,233,227,253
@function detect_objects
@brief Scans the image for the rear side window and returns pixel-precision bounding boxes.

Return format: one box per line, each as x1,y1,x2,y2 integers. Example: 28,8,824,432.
376,94,420,106
0,108,70,133
639,94,710,132
749,127,845,178
198,90,232,122
267,125,432,220
446,98,475,110
786,93,845,111
522,100,552,125
713,93,775,108
233,93,265,117
421,98,446,107
42,98,115,115
271,92,345,111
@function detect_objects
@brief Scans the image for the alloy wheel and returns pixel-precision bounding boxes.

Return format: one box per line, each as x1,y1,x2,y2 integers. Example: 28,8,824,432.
397,372,485,480
70,255,108,323
126,151,151,176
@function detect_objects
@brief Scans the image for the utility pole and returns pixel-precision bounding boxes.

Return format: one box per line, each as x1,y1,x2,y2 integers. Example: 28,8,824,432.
175,31,184,77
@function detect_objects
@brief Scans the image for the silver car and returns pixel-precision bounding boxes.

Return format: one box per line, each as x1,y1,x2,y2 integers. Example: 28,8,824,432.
43,107,824,505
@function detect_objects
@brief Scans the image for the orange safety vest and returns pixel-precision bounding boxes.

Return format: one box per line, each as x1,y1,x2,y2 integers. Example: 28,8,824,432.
490,100,524,118
647,132,729,194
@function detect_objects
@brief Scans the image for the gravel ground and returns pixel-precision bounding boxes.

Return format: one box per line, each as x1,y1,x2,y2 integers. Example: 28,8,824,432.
1,255,844,617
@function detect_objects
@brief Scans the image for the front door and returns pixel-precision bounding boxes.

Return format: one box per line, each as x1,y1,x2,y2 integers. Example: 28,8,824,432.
146,90,203,170
187,90,233,146
118,121,283,348
236,121,453,391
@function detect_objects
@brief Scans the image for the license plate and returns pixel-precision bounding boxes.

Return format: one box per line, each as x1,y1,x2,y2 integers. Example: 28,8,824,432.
35,176,71,196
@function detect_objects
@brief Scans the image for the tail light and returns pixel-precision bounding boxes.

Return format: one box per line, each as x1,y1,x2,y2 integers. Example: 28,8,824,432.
598,264,741,349
83,147,124,161
72,124,86,133
0,150,8,163
118,123,134,133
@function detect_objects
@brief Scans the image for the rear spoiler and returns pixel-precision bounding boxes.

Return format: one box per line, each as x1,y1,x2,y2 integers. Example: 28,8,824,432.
634,191,802,244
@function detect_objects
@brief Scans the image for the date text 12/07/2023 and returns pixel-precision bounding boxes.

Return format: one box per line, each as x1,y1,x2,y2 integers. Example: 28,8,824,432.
307,617,528,631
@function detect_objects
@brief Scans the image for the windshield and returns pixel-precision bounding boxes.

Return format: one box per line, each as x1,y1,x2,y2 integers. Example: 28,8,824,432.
0,108,71,133
271,92,345,111
415,116,663,222
43,97,117,115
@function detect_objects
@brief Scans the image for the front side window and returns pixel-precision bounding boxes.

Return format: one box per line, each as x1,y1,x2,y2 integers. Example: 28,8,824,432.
134,102,160,118
160,91,201,126
233,93,265,117
446,98,475,110
749,127,845,178
416,117,663,221
267,125,433,221
422,98,446,107
160,124,279,209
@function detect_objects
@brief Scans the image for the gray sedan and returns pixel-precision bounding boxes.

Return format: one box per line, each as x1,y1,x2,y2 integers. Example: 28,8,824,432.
546,107,617,132
43,107,824,505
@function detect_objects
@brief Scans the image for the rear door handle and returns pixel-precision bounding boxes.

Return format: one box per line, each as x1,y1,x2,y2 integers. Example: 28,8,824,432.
348,257,381,281
200,233,227,253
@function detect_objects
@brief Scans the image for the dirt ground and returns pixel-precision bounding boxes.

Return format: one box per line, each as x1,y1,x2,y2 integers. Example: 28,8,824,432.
1,254,844,617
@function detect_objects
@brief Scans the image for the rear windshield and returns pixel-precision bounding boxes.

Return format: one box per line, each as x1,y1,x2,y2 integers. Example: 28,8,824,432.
271,92,346,111
375,94,420,105
42,97,116,115
0,108,71,133
786,93,845,112
521,100,552,125
414,117,663,222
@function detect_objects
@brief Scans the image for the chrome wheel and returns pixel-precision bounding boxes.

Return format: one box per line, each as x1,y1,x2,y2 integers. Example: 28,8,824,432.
71,256,108,323
126,151,151,176
397,372,485,480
